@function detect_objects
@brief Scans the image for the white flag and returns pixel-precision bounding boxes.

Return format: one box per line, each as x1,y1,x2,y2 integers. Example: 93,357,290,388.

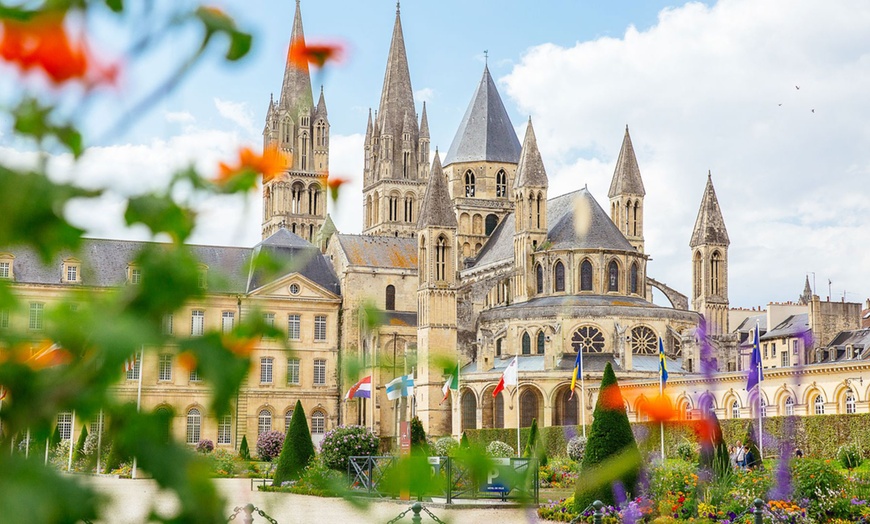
385,374,414,400
503,357,518,386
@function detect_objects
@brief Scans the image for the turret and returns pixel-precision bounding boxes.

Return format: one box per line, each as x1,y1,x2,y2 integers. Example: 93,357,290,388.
690,171,730,335
608,125,646,253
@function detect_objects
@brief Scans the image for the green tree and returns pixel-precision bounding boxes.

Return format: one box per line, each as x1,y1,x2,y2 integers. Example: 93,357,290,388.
239,435,251,460
273,400,315,484
576,362,640,507
410,416,428,456
523,418,548,467
50,426,62,450
72,426,88,464
743,421,762,468
460,432,470,449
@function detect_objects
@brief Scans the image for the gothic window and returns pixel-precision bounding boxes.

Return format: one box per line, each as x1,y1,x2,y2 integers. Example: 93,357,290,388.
385,285,396,311
630,263,639,295
485,214,498,236
557,388,578,426
258,409,272,435
519,389,538,428
571,326,605,353
693,251,702,298
710,251,722,295
535,264,544,294
536,331,545,354
404,196,414,222
419,240,427,284
624,200,631,233
608,261,619,292
465,170,475,197
630,326,657,354
496,170,507,197
580,260,593,291
388,194,399,221
282,118,291,144
403,151,411,178
291,183,304,214
494,392,504,428
315,121,327,147
186,408,201,444
554,261,565,292
300,133,309,170
461,390,477,431
435,236,447,281
496,338,503,356
536,193,543,228
814,394,824,415
522,332,531,355
632,201,640,236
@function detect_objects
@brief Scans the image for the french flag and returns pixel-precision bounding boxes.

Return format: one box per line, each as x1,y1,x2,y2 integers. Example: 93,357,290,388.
345,375,372,399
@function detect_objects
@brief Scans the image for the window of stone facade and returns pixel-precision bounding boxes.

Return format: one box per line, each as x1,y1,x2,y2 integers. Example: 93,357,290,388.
571,326,605,353
385,285,396,311
258,409,272,435
189,367,201,382
311,410,326,434
608,261,619,292
435,236,447,281
163,314,173,335
314,315,327,341
126,357,140,381
731,400,740,419
29,303,44,330
57,411,73,441
781,350,789,367
521,332,531,355
785,396,795,416
814,395,824,415
159,354,172,382
496,338,503,357
580,260,593,291
536,331,545,354
190,310,204,337
313,358,326,385
535,264,543,294
461,390,477,431
287,358,300,385
496,170,507,197
519,389,538,428
218,415,232,444
554,261,565,292
221,311,234,334
260,357,273,384
0,260,11,279
0,309,8,329
485,214,498,235
494,392,504,428
464,170,475,197
630,326,657,355
287,314,301,340
846,390,856,414
186,408,201,444
630,263,638,294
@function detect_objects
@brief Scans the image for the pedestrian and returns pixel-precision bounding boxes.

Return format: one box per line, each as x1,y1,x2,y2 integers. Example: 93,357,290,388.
743,445,755,470
795,448,803,459
735,441,746,468
728,445,738,468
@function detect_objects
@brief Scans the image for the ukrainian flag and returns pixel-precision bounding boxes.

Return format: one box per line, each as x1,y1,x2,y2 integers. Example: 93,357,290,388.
569,350,582,399
659,337,668,387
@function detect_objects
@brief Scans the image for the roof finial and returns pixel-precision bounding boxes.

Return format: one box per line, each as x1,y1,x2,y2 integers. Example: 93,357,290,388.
708,169,712,178
484,49,488,65
296,0,300,6
396,1,400,14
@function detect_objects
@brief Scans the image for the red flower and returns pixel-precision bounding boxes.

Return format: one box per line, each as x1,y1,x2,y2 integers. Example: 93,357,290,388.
638,394,677,422
323,174,351,202
217,145,284,184
287,37,344,69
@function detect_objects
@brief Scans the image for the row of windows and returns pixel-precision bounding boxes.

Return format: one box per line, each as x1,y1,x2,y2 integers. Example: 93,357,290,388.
126,355,327,386
498,325,663,356
535,259,641,295
462,169,509,199
718,392,857,419
184,409,233,444
257,408,326,436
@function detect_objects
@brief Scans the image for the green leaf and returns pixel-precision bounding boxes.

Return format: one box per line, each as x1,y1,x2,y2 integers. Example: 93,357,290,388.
124,193,196,243
12,98,86,158
227,30,252,61
105,0,123,12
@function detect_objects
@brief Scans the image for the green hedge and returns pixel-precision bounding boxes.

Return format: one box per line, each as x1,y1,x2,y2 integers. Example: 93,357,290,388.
465,413,870,460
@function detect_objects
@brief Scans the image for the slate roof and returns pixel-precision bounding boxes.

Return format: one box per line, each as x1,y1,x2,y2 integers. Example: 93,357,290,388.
690,172,729,247
823,328,870,361
471,188,635,270
417,152,458,229
760,314,809,342
513,118,547,188
607,126,645,198
333,234,417,269
443,65,521,166
248,229,341,295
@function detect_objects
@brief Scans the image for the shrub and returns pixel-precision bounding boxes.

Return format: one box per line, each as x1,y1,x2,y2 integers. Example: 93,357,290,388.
256,430,284,462
675,441,697,462
319,425,379,471
273,400,315,484
432,436,458,457
486,440,515,457
410,417,428,455
523,417,548,467
837,443,864,470
195,439,214,454
210,449,237,477
72,426,89,464
567,436,587,462
460,432,470,449
239,435,251,460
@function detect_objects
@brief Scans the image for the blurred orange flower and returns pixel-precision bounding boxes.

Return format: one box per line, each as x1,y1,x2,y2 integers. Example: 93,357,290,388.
27,341,72,369
0,14,116,86
217,145,284,184
324,174,350,201
222,335,257,357
178,351,197,372
287,37,344,69
598,384,625,410
638,394,677,422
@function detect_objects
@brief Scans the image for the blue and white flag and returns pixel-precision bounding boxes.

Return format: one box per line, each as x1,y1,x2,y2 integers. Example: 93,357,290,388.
386,373,415,400
746,325,764,391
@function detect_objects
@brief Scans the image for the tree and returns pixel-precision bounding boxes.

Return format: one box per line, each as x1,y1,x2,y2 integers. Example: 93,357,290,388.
460,432,470,449
72,426,89,464
410,417,428,456
577,362,640,507
273,400,315,484
239,435,251,460
50,426,62,450
523,418,548,467
743,421,762,469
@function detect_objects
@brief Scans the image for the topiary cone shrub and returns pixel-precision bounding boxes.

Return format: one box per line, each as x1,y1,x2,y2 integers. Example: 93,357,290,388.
72,426,89,464
239,435,251,460
410,417,428,456
273,400,315,484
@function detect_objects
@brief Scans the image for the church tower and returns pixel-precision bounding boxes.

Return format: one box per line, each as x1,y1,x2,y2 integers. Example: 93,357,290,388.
512,119,548,304
262,0,329,241
442,64,522,259
362,3,429,238
608,126,645,253
416,152,458,435
690,172,730,335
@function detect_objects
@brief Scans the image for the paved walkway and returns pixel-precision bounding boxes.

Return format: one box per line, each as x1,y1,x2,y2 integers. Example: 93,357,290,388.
86,477,543,523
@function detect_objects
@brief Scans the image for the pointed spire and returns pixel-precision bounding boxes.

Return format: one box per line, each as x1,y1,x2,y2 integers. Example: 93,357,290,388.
799,275,813,304
419,101,429,139
315,85,327,117
365,108,373,146
417,150,457,229
376,4,416,138
444,64,521,166
608,125,645,198
402,111,412,136
690,171,730,247
279,0,314,112
513,118,548,188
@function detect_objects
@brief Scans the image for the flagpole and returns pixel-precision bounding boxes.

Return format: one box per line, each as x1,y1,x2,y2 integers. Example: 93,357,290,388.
579,350,586,439
96,409,103,475
659,377,665,461
755,323,763,462
67,410,75,471
456,357,461,437
132,345,144,480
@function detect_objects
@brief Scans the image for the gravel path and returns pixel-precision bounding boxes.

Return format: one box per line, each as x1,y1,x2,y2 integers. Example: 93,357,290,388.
85,477,544,524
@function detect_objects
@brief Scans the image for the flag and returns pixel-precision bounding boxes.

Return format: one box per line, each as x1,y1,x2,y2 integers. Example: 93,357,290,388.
746,325,764,391
659,337,669,388
440,363,459,405
568,351,582,400
28,342,69,369
492,357,518,397
345,375,372,399
385,374,414,400
124,354,137,373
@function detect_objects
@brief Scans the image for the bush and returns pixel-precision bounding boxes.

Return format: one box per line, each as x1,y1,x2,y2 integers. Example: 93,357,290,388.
319,425,379,471
486,440,515,457
675,441,697,462
72,426,89,464
410,417,428,455
567,436,587,462
210,449,237,477
432,437,458,457
523,417,548,467
195,439,214,454
256,431,284,462
239,435,251,460
838,443,864,470
273,400,315,484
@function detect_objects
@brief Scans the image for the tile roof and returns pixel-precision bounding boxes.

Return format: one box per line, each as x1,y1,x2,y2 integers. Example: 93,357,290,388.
334,234,417,269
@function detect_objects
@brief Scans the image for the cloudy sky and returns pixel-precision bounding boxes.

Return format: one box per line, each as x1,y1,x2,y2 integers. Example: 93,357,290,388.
1,0,868,309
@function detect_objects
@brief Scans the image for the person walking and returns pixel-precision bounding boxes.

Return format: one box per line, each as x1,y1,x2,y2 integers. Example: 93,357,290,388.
728,445,738,468
743,445,755,470
735,441,746,468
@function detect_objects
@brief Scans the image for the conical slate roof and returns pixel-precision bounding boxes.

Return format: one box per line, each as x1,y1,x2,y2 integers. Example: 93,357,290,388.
419,102,429,139
513,118,548,188
417,152,457,229
608,126,645,198
315,86,327,117
376,5,415,139
690,172,729,247
443,65,521,166
279,1,314,113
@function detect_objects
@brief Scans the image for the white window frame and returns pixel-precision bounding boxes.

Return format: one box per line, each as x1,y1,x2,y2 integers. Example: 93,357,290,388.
66,264,78,283
0,308,9,329
257,409,272,436
313,358,326,385
221,311,235,334
814,395,825,415
126,357,141,381
158,354,172,382
29,302,44,330
0,261,10,279
311,410,326,435
57,411,73,441
285,410,293,432
130,267,141,285
260,357,273,384
314,315,327,341
287,358,300,385
217,415,232,444
731,401,740,419
287,314,301,340
186,408,201,444
785,396,795,416
846,391,857,414
191,310,204,336
189,368,201,382
781,350,789,367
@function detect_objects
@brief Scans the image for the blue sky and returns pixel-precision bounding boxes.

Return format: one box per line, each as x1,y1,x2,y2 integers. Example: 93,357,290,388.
2,0,869,311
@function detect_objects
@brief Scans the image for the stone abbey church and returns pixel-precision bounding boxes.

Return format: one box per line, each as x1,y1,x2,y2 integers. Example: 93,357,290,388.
3,2,867,451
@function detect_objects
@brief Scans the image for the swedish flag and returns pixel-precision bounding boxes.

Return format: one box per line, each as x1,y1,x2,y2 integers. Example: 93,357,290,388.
659,337,668,387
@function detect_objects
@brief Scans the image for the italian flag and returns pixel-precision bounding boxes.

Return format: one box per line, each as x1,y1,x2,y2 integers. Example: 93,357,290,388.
440,362,459,405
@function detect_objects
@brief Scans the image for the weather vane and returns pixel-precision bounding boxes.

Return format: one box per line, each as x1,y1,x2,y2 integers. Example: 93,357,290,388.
484,49,488,64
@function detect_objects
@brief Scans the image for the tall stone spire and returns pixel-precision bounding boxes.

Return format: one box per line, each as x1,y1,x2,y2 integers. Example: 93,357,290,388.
376,4,416,150
418,151,457,229
608,125,645,198
419,101,429,139
513,118,548,189
279,0,314,112
608,125,646,252
690,171,730,248
799,275,813,305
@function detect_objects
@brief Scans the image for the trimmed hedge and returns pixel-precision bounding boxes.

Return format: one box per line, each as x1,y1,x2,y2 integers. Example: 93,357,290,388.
465,413,870,460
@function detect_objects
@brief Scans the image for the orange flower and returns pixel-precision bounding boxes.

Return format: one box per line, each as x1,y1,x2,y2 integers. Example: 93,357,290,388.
287,37,344,69
178,351,197,372
638,394,677,422
598,384,625,410
222,335,257,357
27,340,72,369
217,145,284,184
323,174,351,201
0,13,116,86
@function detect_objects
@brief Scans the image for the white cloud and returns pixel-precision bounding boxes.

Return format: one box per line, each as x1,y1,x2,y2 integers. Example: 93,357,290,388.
164,111,195,124
501,0,870,307
414,88,435,104
213,98,258,137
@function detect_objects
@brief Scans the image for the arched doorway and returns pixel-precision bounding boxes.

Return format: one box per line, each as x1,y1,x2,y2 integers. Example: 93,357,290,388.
552,386,578,427
519,388,543,428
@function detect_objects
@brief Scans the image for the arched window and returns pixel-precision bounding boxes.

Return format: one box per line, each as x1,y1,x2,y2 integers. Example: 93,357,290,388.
404,196,414,222
535,264,544,294
461,390,477,431
731,400,740,419
494,392,504,428
496,170,507,197
632,201,639,236
608,261,619,292
684,402,693,420
496,338,503,357
785,396,795,416
465,170,475,197
845,390,856,414
300,133,309,170
520,389,539,428
186,408,201,444
485,214,498,236
814,394,825,415
435,236,447,281
535,193,543,228
258,409,272,435
710,251,722,295
311,410,326,434
385,285,396,311
554,261,565,292
536,331,545,354
285,410,293,431
557,388,578,426
630,263,638,295
693,251,702,298
580,260,593,291
403,151,411,178
522,332,531,355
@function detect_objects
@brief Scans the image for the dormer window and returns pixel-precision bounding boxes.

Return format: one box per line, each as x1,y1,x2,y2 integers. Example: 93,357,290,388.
63,258,81,284
0,254,12,279
127,265,141,285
